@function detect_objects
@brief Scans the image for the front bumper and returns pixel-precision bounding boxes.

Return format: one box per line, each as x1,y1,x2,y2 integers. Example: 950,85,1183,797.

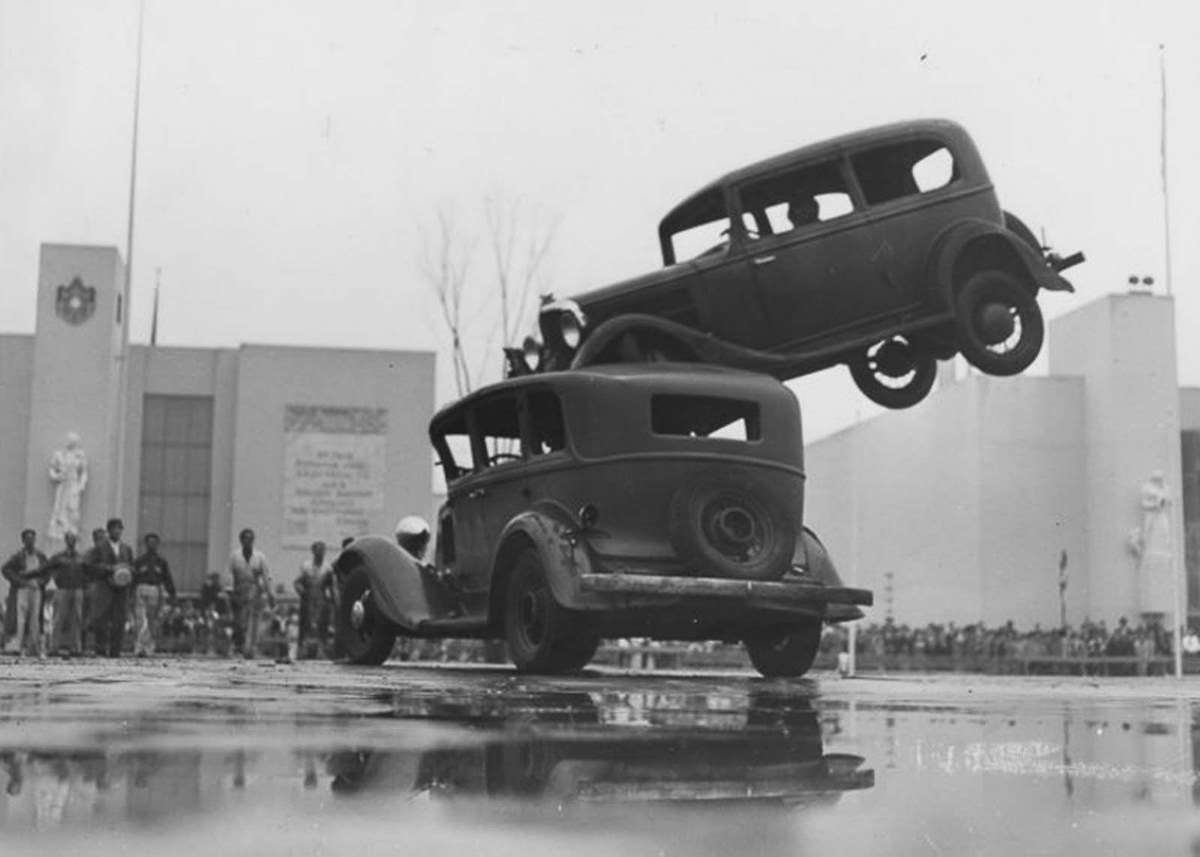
578,573,873,608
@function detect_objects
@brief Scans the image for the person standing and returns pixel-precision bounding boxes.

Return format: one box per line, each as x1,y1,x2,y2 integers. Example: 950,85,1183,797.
131,533,177,657
46,531,88,656
228,528,274,659
88,518,135,658
2,530,49,657
293,541,331,659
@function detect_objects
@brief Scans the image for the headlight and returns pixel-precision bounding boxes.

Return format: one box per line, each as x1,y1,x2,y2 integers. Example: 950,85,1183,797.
560,312,583,350
522,336,542,372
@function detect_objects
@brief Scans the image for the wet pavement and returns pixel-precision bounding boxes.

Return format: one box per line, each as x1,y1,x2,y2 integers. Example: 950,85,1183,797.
2,661,1199,856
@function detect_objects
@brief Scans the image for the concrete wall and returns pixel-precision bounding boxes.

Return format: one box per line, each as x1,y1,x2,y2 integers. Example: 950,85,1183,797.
1049,294,1182,618
228,345,435,586
976,375,1088,627
804,377,983,626
805,372,1088,628
1180,388,1200,431
0,335,34,539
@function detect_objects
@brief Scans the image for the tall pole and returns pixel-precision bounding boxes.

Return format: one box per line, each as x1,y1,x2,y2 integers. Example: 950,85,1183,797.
1160,45,1184,678
124,0,145,307
1159,45,1174,298
113,0,145,531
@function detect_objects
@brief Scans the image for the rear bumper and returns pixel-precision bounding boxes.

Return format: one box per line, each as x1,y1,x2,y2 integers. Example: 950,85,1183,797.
578,573,873,608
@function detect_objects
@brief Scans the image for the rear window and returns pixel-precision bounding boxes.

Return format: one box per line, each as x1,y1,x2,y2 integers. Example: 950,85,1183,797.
852,138,957,206
651,395,761,442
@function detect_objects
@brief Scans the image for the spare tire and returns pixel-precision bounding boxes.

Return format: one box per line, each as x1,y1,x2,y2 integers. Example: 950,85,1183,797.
668,469,796,581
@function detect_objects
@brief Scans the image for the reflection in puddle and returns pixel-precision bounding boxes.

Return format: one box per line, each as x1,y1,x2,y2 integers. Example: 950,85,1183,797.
0,687,871,831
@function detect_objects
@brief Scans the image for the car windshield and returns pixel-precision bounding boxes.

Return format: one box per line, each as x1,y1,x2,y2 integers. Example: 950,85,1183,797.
662,189,731,263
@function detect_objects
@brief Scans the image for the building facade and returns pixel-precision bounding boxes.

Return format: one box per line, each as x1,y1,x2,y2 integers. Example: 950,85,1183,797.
804,292,1197,629
0,244,435,594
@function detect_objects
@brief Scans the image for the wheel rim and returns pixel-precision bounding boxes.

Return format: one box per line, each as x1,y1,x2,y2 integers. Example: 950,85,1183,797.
863,337,922,391
518,583,548,647
348,588,375,648
700,494,771,564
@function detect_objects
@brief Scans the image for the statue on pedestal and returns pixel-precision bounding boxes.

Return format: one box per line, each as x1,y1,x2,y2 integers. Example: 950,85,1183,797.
47,432,88,542
1130,470,1174,616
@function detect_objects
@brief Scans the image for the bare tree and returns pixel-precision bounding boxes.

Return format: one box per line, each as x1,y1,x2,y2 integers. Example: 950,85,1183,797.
419,192,560,397
418,207,477,397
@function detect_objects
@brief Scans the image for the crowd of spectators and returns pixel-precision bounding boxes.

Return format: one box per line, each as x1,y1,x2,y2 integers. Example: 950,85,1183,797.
821,617,1194,675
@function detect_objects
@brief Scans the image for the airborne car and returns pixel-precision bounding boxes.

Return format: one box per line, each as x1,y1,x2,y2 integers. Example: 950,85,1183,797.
335,364,871,677
525,119,1082,409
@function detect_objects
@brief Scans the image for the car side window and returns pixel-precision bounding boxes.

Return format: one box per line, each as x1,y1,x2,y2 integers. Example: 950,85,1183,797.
851,139,957,205
524,391,568,457
738,161,854,238
473,395,523,469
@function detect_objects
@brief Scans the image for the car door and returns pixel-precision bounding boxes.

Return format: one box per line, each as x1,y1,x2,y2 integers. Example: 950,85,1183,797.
737,158,915,351
659,186,770,347
451,393,531,615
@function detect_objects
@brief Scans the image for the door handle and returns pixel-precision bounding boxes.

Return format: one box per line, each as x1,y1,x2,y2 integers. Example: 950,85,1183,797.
753,255,776,266
468,488,487,500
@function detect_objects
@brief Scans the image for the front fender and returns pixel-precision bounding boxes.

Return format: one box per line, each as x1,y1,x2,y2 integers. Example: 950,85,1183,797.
931,219,1074,304
334,535,429,630
490,504,597,621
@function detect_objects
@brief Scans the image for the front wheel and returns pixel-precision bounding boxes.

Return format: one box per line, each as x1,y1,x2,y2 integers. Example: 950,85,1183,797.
338,567,398,665
745,623,823,678
847,336,938,409
505,550,597,673
954,271,1044,376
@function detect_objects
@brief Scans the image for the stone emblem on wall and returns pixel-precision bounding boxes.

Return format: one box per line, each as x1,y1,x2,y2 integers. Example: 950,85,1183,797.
55,276,97,325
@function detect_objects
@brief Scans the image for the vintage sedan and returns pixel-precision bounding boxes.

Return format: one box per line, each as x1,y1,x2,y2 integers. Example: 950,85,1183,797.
335,364,871,676
524,119,1082,408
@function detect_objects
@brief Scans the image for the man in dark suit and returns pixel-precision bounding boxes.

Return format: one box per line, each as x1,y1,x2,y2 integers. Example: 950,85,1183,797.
88,518,135,658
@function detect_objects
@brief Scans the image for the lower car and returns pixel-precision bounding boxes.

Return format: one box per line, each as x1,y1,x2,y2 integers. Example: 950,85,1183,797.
335,364,872,677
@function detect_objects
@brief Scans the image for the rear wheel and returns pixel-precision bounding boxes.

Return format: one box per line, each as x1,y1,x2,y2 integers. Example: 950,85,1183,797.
954,270,1044,376
745,623,823,678
505,550,598,673
847,335,938,409
338,567,398,665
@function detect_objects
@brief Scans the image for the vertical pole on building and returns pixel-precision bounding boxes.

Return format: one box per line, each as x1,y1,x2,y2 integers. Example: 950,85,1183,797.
1160,45,1184,678
150,267,160,345
1159,45,1174,298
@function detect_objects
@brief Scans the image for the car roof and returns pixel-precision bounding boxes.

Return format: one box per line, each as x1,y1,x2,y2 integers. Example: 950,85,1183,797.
430,363,789,428
661,118,972,226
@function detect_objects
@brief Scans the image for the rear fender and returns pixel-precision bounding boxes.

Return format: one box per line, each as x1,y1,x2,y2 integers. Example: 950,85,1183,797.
931,219,1054,305
333,535,429,630
797,527,863,623
487,504,597,630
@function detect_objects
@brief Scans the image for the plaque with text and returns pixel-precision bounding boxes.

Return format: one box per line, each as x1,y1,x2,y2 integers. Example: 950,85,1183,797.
282,406,387,546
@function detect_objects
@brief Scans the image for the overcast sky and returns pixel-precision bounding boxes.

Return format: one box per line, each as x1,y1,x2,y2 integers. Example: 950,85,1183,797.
1,0,1196,439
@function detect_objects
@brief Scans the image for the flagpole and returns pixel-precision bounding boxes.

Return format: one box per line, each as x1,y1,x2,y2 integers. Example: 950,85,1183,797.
124,0,145,314
1158,44,1184,678
1160,44,1173,298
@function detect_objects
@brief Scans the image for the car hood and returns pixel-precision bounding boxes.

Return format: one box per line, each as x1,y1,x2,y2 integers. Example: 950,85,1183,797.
569,261,696,321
